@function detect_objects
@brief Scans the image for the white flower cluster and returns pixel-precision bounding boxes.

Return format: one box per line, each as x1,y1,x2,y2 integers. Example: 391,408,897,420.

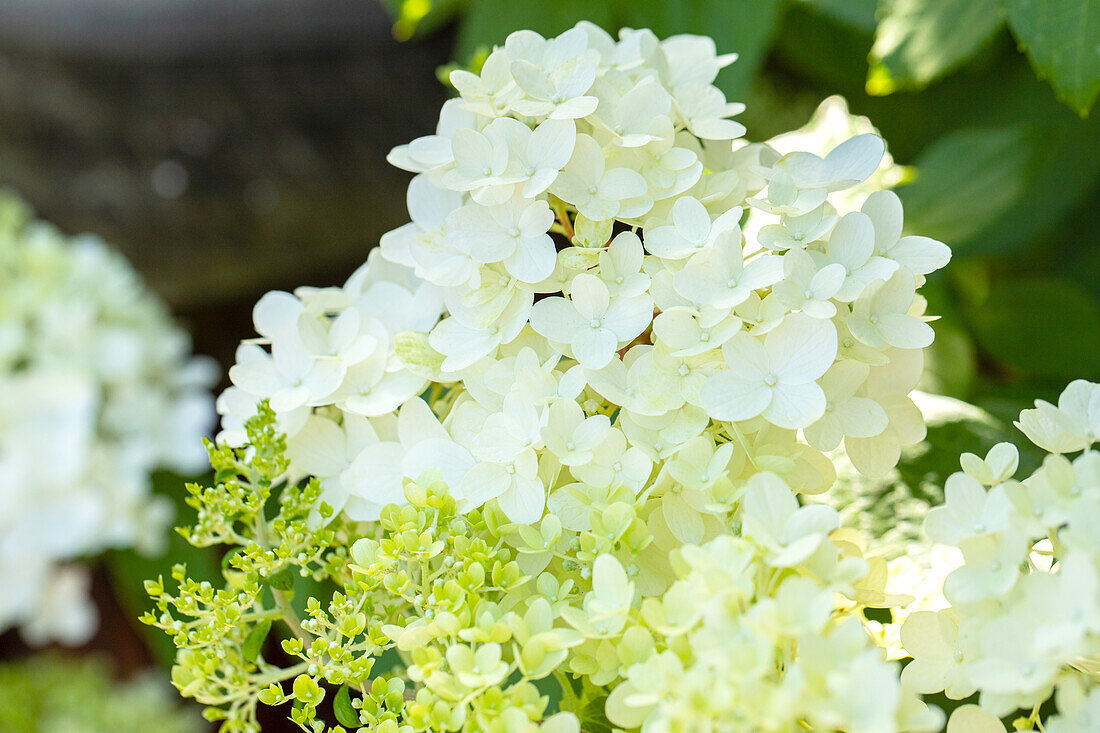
219,23,951,541
901,380,1100,731
593,471,943,733
0,198,216,644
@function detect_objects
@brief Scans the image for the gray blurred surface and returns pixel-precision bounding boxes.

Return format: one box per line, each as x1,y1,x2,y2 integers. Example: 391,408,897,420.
0,0,388,59
0,1,451,366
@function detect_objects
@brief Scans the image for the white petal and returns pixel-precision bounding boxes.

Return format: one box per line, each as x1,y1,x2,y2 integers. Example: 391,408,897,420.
889,235,951,275
720,332,771,381
835,397,889,438
878,313,935,349
804,413,843,451
570,274,611,320
764,381,826,429
407,174,464,229
846,432,901,477
602,295,654,343
822,133,885,189
598,168,647,200
699,372,772,422
403,438,475,490
671,196,710,244
530,118,577,169
460,462,511,508
286,416,347,477
663,493,704,544
429,318,501,371
253,291,303,338
861,190,904,252
767,314,837,384
505,235,557,283
571,327,618,369
497,474,546,524
530,296,586,343
397,396,449,445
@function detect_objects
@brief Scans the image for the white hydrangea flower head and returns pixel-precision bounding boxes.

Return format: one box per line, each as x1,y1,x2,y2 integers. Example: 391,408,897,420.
221,20,950,534
0,197,216,645
209,25,963,730
900,380,1100,726
162,25,1100,730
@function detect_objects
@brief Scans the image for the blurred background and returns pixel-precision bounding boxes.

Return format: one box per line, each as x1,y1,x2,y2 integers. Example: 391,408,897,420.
0,0,1097,729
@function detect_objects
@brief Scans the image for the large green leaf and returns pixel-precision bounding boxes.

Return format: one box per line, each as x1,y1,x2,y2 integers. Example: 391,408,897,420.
967,277,1100,381
963,115,1100,256
869,0,1004,92
1004,0,1100,115
896,125,1038,246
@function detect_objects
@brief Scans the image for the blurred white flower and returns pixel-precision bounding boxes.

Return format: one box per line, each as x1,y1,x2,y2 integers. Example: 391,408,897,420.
0,201,215,644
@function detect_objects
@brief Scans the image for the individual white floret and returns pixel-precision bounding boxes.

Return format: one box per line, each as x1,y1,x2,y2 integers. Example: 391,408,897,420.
643,197,740,260
551,134,648,221
1016,379,1100,454
862,191,951,276
590,79,673,148
673,235,783,309
449,49,521,118
740,472,839,567
461,393,546,523
529,273,654,369
542,398,611,467
443,126,524,204
387,98,478,173
750,134,886,216
443,195,556,283
570,427,653,492
595,231,650,298
844,348,927,476
803,360,889,451
848,269,935,350
506,27,600,120
812,210,898,302
700,313,837,429
488,117,577,198
757,204,838,251
772,247,845,319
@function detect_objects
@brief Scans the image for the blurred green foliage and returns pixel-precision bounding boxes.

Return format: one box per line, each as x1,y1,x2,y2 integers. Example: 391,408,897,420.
107,470,223,668
0,654,202,733
379,0,1100,428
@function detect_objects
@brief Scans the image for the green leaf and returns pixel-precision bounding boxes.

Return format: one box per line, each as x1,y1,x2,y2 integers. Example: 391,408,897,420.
242,618,272,664
333,685,360,728
1004,0,1100,115
967,277,1100,381
796,0,878,32
962,115,1100,256
896,125,1038,246
869,0,1003,92
626,0,786,101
